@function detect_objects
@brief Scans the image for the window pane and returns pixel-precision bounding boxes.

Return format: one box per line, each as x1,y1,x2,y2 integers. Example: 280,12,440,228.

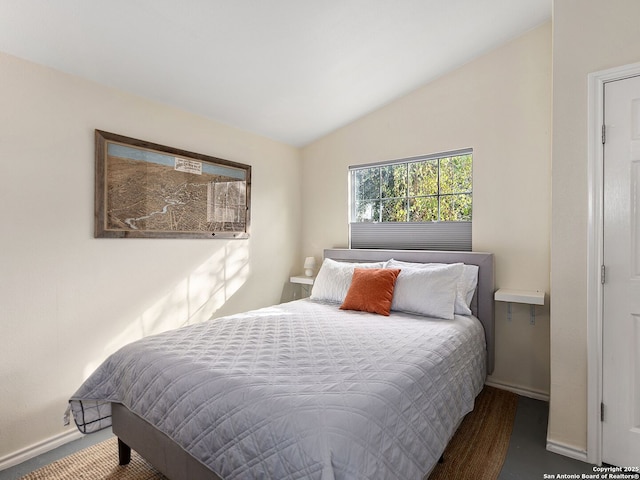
409,160,438,196
354,200,380,222
354,168,380,201
409,196,438,221
381,164,407,199
381,198,407,222
439,155,472,194
440,194,472,221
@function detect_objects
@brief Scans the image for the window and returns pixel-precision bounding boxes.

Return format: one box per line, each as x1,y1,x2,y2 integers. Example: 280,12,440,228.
349,149,472,251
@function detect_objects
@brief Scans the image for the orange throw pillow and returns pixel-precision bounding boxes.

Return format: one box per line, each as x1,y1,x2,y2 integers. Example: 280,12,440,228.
340,268,401,316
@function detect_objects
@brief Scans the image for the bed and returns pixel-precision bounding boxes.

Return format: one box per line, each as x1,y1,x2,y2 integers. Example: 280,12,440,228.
69,248,494,480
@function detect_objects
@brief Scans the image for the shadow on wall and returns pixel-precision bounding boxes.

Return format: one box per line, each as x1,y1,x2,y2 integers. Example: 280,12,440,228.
82,241,250,381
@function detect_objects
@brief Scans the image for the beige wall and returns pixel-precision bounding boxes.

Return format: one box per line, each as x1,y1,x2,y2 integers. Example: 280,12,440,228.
302,23,552,397
0,52,301,463
549,0,640,454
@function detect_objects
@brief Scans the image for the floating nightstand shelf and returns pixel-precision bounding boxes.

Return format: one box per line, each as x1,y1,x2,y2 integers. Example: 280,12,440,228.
290,275,315,286
494,288,545,324
494,289,544,305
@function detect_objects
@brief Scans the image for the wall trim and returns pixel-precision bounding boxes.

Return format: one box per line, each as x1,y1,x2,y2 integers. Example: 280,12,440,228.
546,440,589,463
485,379,550,402
0,428,82,471
586,60,640,466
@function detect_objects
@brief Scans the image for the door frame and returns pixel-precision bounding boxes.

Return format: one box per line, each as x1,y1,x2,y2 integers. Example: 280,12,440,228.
587,61,640,465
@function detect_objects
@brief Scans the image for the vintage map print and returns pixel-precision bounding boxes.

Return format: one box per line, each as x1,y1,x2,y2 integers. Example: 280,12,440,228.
95,131,251,239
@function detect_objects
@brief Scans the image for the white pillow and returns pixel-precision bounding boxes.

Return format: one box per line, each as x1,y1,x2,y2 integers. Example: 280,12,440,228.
461,264,479,308
310,258,385,303
389,262,464,319
386,259,478,315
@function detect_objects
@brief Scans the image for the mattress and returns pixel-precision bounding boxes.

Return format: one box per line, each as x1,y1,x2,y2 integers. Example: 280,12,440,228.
69,298,486,479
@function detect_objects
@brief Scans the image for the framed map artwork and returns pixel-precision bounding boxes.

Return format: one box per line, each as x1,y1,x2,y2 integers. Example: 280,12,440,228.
95,130,251,239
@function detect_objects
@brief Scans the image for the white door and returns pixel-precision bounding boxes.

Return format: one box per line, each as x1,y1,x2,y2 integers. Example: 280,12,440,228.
602,74,640,467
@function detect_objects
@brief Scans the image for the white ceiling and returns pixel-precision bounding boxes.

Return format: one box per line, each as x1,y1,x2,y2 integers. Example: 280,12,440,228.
0,0,551,146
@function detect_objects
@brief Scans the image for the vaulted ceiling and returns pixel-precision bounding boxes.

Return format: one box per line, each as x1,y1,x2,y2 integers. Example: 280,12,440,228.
0,0,551,146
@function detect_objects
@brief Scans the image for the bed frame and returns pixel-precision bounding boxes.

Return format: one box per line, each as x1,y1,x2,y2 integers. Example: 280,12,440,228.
112,249,495,480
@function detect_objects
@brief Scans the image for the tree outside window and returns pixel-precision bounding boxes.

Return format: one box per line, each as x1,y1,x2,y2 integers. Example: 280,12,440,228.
351,152,472,224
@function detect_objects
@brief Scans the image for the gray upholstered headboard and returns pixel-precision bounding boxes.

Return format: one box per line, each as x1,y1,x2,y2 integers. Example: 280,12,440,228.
323,248,495,375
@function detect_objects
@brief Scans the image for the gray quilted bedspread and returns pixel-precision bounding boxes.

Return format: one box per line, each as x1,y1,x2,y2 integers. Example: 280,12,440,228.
69,299,486,480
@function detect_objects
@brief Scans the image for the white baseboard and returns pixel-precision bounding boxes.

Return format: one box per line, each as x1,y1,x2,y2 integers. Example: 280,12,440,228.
485,379,550,401
0,428,82,471
486,380,590,464
546,439,589,463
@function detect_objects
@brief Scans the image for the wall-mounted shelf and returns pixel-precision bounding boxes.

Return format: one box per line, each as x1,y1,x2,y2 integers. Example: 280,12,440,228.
290,275,315,286
494,288,545,324
494,289,544,305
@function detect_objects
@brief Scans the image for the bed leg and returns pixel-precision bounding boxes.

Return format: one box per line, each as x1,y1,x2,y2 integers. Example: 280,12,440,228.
438,454,445,464
118,438,131,465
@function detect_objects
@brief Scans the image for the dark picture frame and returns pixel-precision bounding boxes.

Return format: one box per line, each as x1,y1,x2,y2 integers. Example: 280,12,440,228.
95,130,251,239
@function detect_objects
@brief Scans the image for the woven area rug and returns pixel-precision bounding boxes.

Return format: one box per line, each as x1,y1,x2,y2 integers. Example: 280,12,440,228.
428,386,519,480
20,386,517,480
19,437,167,480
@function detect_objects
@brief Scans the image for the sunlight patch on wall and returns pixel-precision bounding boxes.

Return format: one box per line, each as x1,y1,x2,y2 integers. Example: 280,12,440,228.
82,243,250,381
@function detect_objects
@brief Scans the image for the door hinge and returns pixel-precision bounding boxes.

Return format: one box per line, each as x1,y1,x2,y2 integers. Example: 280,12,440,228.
601,265,606,284
602,124,606,144
601,402,605,422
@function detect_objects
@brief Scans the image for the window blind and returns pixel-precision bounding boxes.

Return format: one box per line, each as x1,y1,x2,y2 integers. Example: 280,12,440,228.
349,221,471,251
